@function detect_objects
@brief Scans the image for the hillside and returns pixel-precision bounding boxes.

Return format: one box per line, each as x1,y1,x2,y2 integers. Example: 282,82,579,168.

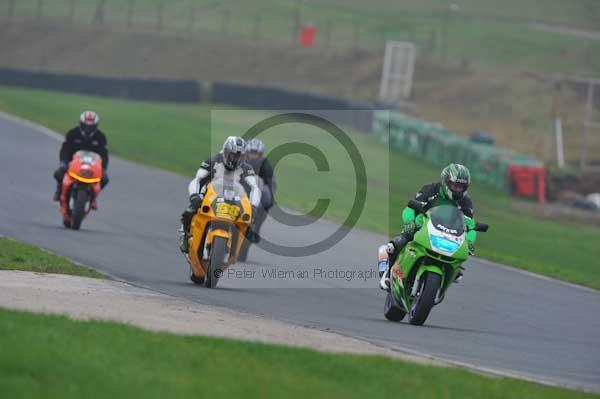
1,21,598,167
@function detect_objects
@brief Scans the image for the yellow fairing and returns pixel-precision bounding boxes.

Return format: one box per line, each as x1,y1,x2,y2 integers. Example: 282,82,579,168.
187,183,252,278
68,171,101,183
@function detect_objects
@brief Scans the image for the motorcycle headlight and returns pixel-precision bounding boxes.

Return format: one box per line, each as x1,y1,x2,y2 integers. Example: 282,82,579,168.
79,168,94,178
429,235,460,254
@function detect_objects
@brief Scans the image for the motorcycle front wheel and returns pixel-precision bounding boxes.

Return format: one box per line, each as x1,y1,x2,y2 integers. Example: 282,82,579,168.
205,236,228,288
408,272,441,326
71,189,89,230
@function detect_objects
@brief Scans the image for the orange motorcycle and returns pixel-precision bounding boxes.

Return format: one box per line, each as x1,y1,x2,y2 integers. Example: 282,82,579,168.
185,177,253,288
59,150,103,230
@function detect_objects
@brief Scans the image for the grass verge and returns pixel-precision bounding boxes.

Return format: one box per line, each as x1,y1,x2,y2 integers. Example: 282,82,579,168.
0,236,105,279
0,86,599,289
0,307,595,399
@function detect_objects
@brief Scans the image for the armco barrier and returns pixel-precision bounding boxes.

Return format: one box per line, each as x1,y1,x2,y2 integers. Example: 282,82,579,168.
373,110,544,199
212,82,373,132
0,68,374,130
0,68,203,103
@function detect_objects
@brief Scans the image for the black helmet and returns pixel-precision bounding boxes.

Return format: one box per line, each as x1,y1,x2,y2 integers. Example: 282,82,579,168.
79,110,99,138
441,163,471,200
222,136,246,171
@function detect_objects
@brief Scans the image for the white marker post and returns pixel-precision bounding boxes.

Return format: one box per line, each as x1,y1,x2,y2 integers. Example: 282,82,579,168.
555,117,565,169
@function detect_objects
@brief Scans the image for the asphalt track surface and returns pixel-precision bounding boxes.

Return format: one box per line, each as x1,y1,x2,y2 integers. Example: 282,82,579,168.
1,113,599,392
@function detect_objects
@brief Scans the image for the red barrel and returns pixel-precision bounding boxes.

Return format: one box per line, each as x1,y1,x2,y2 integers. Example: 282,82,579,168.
299,24,316,47
508,164,546,203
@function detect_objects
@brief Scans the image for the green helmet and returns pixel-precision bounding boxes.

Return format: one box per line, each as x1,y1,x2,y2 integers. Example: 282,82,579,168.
441,163,471,200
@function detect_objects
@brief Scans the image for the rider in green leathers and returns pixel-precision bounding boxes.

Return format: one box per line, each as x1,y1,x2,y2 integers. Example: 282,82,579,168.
379,163,478,290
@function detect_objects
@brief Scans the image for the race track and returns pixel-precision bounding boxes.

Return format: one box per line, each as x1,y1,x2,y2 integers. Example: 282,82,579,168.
1,114,599,392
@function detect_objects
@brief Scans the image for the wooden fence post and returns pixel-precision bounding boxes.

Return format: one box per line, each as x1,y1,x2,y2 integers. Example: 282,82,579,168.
36,0,44,21
156,2,164,32
353,21,360,51
68,0,76,21
127,0,134,28
221,9,230,35
7,0,15,24
92,0,106,25
290,0,301,45
188,4,196,34
323,20,332,48
253,15,262,41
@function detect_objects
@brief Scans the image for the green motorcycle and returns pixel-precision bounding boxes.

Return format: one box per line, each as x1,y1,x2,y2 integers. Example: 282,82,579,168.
384,200,489,326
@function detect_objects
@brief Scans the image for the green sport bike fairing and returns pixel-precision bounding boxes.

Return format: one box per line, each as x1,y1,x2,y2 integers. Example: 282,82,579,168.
384,200,489,326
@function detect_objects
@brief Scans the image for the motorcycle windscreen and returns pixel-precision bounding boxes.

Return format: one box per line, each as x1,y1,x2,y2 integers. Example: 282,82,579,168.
429,205,465,236
210,177,247,201
75,150,101,164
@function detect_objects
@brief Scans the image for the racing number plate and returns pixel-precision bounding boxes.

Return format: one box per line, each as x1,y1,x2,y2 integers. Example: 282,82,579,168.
215,202,241,220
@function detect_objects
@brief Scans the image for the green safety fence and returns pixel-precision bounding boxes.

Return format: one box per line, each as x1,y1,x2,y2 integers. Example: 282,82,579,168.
373,110,542,192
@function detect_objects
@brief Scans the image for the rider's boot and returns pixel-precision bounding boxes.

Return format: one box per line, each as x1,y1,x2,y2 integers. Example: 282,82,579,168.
246,227,259,243
53,183,61,202
378,234,411,291
250,207,268,243
378,244,391,291
178,225,190,253
179,207,195,254
454,266,465,283
379,268,391,291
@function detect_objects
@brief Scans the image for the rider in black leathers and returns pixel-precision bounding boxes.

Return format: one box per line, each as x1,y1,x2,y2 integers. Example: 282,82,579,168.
244,138,275,242
53,111,109,202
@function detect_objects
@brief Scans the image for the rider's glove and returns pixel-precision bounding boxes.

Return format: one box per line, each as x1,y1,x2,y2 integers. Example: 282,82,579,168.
468,242,475,256
402,221,417,234
189,193,203,210
385,242,396,255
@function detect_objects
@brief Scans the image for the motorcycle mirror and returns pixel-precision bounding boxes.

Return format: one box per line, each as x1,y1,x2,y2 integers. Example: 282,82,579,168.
407,199,425,214
474,222,489,232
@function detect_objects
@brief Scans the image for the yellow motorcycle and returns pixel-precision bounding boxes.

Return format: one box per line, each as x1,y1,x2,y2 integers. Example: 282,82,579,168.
185,178,253,288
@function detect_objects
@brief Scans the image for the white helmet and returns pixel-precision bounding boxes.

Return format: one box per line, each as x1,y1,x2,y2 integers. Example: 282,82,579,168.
222,136,246,170
246,138,265,157
79,110,100,138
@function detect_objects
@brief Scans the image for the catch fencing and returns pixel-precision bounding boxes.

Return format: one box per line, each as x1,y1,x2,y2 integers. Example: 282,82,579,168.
2,0,595,73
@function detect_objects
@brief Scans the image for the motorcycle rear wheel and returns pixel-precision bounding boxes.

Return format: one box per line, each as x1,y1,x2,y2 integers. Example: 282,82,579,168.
237,238,251,262
384,292,406,322
205,236,228,288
